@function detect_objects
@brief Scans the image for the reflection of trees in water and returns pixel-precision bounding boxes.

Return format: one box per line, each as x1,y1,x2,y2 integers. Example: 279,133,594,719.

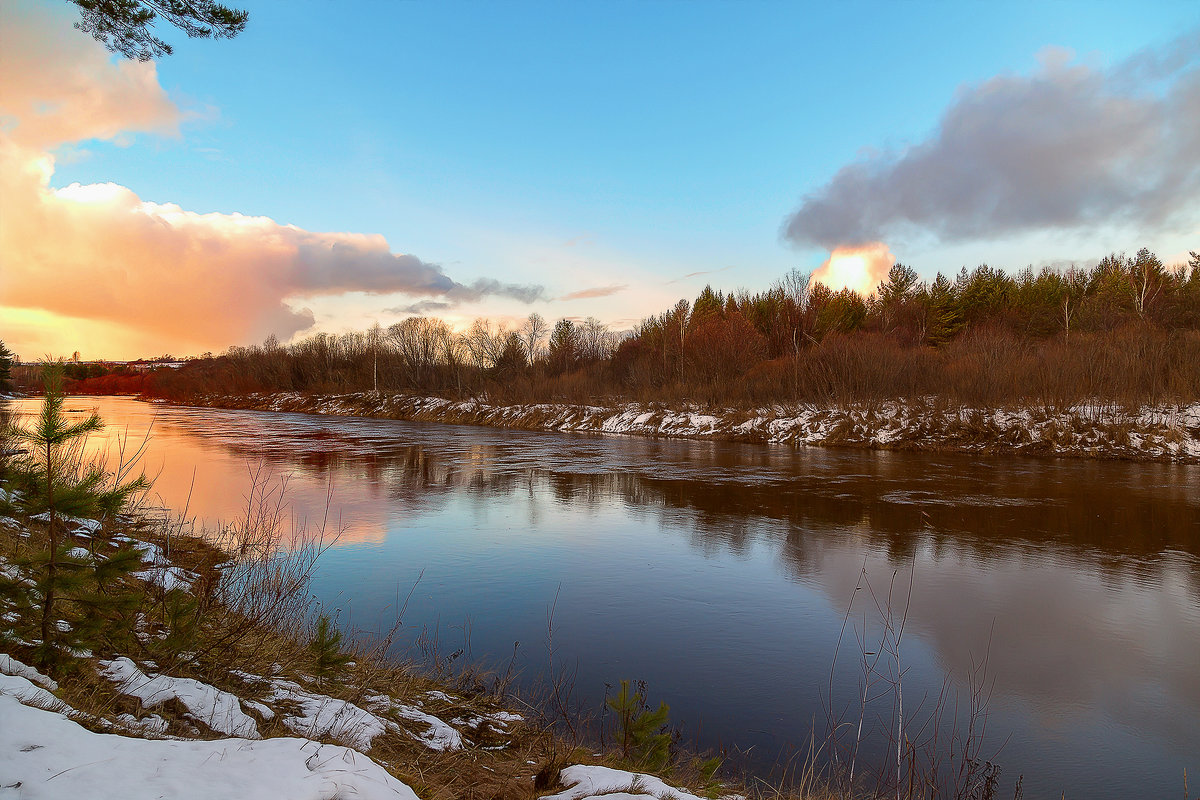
187,416,1199,593
380,445,1198,603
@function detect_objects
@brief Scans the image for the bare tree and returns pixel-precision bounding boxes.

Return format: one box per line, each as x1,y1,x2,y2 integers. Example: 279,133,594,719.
778,268,811,308
461,318,509,370
387,317,453,387
519,313,549,364
579,317,615,362
1128,248,1164,319
367,322,382,393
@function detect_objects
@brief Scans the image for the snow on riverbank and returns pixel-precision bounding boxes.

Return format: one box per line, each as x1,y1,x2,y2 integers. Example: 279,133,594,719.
0,504,527,798
0,692,420,800
542,764,742,800
3,650,712,800
99,657,261,738
189,391,1200,463
0,667,728,800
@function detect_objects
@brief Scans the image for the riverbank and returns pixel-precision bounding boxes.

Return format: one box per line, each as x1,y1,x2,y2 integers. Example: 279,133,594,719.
0,484,747,800
171,391,1200,463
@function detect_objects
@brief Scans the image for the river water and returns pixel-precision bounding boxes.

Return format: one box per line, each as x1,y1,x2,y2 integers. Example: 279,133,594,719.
10,396,1198,798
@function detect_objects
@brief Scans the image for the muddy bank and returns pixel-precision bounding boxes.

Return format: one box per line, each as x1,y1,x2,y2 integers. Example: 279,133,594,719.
160,392,1200,463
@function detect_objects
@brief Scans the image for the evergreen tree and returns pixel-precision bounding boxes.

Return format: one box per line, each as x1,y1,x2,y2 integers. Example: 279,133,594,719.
814,288,867,338
1085,252,1134,327
548,319,580,374
2,364,149,667
67,0,248,61
876,262,920,338
878,263,919,307
493,332,529,377
689,285,725,328
921,273,962,346
956,264,1014,327
0,340,13,393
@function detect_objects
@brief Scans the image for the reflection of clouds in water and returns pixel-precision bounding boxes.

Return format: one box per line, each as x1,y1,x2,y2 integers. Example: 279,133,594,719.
155,458,392,547
15,399,394,546
808,537,1200,757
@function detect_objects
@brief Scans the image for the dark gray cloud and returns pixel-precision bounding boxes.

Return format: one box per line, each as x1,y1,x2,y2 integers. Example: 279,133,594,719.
784,33,1200,249
382,279,546,316
293,235,460,296
292,236,545,308
450,278,547,304
384,300,457,315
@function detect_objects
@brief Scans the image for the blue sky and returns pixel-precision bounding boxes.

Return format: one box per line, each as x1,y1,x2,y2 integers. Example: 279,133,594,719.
3,0,1199,357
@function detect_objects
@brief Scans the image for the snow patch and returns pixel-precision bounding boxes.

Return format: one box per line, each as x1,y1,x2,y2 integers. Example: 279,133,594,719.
134,564,197,592
114,712,171,735
261,677,389,751
540,764,708,800
243,698,276,720
363,691,465,751
0,653,58,690
98,657,260,738
0,672,75,716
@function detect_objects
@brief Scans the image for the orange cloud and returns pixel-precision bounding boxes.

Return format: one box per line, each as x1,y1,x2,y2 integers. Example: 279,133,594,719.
0,136,473,354
559,284,628,301
0,1,180,149
0,1,538,360
809,242,895,296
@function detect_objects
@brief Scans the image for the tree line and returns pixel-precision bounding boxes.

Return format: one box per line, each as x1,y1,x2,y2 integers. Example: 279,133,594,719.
122,248,1200,409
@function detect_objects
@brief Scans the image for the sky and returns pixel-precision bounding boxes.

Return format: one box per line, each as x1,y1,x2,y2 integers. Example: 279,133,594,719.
1,0,1198,360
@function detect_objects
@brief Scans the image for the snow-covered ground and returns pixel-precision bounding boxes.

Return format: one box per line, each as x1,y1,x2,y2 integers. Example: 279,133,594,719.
0,690,420,800
3,650,715,800
198,391,1200,463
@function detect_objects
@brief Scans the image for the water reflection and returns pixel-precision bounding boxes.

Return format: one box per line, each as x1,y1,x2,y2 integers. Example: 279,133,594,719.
10,397,1197,799
143,404,1200,565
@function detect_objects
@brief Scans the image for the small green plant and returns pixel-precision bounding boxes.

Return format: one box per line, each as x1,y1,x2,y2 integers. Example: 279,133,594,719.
308,613,352,685
694,756,723,798
159,588,203,660
607,679,671,772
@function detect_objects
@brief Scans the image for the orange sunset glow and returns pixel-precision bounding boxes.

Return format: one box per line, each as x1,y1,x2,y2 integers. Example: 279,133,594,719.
808,242,895,296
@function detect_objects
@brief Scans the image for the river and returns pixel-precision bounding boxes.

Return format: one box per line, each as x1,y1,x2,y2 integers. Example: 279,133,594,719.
9,396,1198,799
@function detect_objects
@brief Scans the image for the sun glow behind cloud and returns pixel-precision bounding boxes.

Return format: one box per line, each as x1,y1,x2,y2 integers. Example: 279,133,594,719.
808,242,894,296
